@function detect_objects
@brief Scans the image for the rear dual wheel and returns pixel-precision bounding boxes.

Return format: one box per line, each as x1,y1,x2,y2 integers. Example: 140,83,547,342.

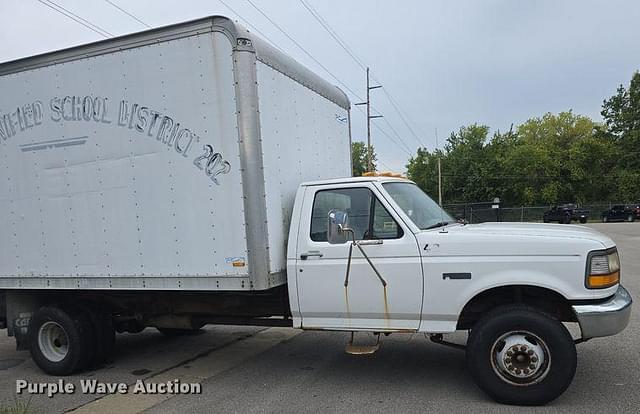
29,305,115,375
467,305,577,405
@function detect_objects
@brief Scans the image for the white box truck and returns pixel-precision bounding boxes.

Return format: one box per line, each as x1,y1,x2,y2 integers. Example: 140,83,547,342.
0,16,632,405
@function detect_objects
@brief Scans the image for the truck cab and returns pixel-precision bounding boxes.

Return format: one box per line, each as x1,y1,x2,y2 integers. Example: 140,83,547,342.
286,176,632,404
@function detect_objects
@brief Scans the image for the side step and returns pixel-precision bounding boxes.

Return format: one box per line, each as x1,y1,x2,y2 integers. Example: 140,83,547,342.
345,332,380,355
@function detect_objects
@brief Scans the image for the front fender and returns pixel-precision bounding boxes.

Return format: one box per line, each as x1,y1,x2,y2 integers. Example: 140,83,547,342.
418,255,590,333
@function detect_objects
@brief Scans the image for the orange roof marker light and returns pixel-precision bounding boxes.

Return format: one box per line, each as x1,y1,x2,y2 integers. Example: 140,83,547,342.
362,171,407,179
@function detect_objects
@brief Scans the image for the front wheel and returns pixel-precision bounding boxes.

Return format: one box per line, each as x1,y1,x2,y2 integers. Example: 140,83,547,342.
466,305,576,405
579,217,587,224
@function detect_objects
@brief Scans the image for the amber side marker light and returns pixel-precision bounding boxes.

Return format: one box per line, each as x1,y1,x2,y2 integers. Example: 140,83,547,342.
586,250,620,289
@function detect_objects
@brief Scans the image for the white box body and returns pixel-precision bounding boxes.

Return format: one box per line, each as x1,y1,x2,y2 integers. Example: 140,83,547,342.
0,16,351,291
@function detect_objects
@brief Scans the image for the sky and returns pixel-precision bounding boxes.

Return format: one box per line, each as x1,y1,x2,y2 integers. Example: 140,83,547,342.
1,0,639,172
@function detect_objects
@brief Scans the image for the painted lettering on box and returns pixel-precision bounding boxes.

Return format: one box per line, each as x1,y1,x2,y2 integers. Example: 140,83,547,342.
1,95,231,184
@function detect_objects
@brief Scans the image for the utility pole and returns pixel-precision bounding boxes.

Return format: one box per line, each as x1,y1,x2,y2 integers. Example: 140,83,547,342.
436,127,442,206
355,67,382,172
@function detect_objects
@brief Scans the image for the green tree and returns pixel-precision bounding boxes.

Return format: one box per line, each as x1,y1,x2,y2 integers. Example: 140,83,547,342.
405,72,640,207
507,111,609,205
351,141,377,176
442,124,492,203
601,71,640,200
407,113,617,206
406,147,440,198
601,71,640,139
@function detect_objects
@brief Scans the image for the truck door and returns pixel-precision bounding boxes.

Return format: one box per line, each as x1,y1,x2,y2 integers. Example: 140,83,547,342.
295,184,423,331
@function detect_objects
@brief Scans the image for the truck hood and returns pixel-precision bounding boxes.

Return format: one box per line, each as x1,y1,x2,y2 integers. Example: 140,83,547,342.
448,222,614,247
415,222,615,257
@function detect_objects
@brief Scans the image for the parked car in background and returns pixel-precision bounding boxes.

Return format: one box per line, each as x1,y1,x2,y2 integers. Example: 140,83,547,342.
543,204,589,224
627,203,640,220
601,205,636,222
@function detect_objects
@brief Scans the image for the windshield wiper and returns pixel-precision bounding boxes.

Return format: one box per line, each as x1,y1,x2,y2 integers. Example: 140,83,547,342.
424,221,449,230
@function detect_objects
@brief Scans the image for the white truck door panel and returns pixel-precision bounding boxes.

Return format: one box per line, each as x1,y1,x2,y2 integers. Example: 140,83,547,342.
295,184,423,331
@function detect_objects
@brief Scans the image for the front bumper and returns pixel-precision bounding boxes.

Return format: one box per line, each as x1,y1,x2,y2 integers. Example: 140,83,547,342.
572,285,632,339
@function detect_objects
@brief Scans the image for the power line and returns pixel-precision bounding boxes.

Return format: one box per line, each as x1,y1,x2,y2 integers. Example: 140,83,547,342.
375,83,427,148
245,0,367,104
378,159,394,171
298,0,367,72
371,123,412,157
103,0,151,29
36,0,415,164
37,0,113,38
380,116,415,154
296,0,422,154
235,4,411,165
246,0,415,164
297,0,426,149
217,0,287,54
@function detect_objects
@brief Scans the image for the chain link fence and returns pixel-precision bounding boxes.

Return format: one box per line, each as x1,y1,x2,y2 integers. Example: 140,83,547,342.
443,202,624,223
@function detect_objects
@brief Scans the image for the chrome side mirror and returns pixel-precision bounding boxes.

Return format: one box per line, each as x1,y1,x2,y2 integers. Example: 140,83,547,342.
327,209,349,244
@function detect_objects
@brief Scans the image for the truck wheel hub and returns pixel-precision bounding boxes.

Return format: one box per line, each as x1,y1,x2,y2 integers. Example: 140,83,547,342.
38,321,69,362
491,331,550,385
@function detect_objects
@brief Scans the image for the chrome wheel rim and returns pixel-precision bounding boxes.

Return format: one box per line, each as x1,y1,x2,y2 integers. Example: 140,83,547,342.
490,331,551,386
38,321,69,362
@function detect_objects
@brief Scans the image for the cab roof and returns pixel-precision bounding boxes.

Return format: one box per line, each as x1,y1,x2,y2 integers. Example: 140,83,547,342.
300,176,413,187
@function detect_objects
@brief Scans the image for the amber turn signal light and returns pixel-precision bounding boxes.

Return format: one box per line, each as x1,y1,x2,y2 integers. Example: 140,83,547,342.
586,270,620,289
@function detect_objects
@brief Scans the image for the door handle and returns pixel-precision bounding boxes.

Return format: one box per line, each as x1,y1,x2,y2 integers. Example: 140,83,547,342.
357,239,383,246
300,251,324,260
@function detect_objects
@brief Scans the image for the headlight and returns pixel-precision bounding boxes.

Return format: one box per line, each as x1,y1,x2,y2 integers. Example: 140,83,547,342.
586,249,620,289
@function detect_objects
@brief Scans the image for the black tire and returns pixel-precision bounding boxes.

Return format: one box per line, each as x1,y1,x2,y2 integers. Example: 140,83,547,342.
156,327,204,337
28,306,95,376
86,311,116,365
579,217,587,224
563,215,571,224
466,305,577,406
543,217,549,223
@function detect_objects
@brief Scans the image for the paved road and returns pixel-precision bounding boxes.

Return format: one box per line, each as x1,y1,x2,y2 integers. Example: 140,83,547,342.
0,223,638,413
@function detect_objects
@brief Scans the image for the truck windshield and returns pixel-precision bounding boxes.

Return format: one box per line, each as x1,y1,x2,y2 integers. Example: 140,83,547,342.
382,182,454,230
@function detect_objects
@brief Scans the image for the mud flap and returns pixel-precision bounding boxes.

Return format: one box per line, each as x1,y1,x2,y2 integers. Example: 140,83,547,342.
6,292,41,350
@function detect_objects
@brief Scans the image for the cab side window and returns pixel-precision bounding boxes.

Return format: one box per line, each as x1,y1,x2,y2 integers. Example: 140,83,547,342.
310,188,403,242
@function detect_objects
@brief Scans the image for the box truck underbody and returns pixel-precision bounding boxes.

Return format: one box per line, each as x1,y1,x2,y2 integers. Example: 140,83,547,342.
5,286,292,349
